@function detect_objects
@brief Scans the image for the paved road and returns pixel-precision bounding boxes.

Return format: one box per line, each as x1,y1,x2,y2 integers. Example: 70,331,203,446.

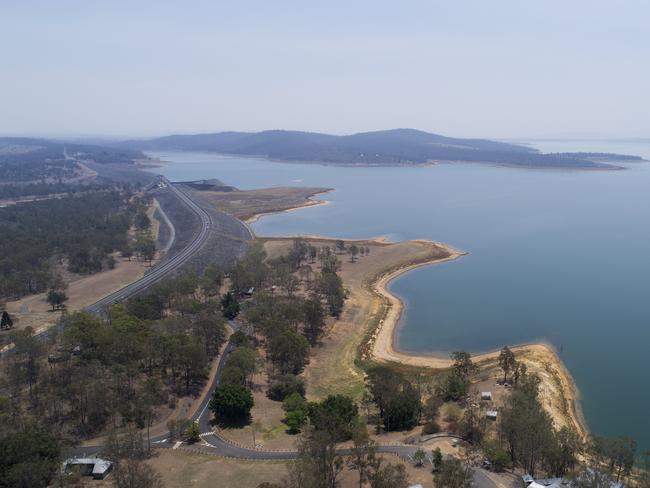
85,176,212,315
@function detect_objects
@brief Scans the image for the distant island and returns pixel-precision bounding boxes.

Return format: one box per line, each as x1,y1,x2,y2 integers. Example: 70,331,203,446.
122,128,644,169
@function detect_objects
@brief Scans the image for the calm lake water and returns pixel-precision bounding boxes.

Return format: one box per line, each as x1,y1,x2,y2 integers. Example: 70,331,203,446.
147,140,650,452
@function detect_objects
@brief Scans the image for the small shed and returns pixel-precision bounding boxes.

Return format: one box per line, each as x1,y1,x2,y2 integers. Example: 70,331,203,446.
486,410,498,420
481,391,492,401
63,457,112,480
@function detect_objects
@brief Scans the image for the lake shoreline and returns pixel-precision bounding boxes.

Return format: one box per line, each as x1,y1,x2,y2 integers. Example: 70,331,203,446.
243,189,334,224
243,188,590,440
368,248,590,440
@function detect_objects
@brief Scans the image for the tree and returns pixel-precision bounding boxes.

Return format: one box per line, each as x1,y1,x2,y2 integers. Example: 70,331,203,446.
0,425,60,488
433,458,473,488
303,298,325,345
592,436,636,481
450,351,475,383
209,383,254,424
221,292,240,319
383,383,421,431
318,270,345,317
308,245,318,264
285,410,307,435
268,329,309,375
335,240,345,254
349,244,359,262
367,457,409,488
136,234,156,264
185,421,201,444
458,407,486,444
499,374,555,476
0,310,13,330
437,352,475,402
569,467,618,488
135,208,151,230
366,365,422,431
308,394,359,441
267,374,305,401
104,428,162,488
498,346,516,383
432,447,443,472
283,392,308,434
413,448,427,467
228,346,258,381
348,423,376,488
286,428,344,488
283,392,307,414
46,288,67,311
542,427,582,476
482,439,511,472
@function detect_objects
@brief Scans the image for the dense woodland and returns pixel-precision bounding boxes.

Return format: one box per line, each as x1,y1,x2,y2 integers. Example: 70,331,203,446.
0,137,145,183
0,181,108,199
0,188,149,299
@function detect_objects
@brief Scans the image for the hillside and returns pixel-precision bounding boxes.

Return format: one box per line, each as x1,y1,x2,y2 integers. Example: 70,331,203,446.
123,129,642,169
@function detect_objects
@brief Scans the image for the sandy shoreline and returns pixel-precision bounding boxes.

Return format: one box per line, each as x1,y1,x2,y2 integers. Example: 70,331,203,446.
244,189,333,224
368,247,589,439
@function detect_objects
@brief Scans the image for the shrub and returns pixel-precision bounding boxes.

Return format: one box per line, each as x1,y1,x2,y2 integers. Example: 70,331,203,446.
282,392,307,413
221,365,246,386
285,410,307,435
209,383,254,423
230,330,251,348
422,420,441,435
267,374,305,401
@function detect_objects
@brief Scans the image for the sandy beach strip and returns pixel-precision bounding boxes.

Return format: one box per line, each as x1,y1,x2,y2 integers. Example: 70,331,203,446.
244,189,333,224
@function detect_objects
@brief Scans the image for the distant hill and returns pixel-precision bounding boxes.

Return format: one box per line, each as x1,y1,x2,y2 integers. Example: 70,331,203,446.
0,137,146,184
122,129,643,169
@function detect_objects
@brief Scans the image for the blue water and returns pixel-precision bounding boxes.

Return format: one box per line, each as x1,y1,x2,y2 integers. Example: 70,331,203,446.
147,142,650,450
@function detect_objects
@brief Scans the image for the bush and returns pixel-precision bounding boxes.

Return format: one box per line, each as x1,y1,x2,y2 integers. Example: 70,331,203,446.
267,374,305,401
285,410,307,435
441,403,462,422
282,392,307,413
422,420,441,435
483,439,511,472
185,421,201,444
308,394,359,441
221,365,246,386
230,330,251,348
209,384,254,423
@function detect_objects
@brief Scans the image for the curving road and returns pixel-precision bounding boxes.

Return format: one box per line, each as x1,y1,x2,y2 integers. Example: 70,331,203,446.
85,176,214,315
69,319,494,488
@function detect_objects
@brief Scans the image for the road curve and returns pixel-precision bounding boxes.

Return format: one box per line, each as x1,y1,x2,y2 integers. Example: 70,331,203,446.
85,176,213,315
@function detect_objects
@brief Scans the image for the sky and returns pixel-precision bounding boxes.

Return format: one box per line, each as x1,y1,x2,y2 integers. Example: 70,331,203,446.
1,0,649,139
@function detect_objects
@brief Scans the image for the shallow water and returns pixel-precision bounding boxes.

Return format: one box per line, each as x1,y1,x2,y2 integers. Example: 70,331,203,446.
147,140,650,451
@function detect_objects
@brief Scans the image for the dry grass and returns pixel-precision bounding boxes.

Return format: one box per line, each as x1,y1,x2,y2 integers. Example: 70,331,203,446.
194,187,331,222
147,450,289,488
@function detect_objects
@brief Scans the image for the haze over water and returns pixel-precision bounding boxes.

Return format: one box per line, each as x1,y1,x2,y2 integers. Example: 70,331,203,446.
149,140,650,453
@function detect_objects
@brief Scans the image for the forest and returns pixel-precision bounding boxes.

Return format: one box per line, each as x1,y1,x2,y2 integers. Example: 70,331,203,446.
0,189,145,299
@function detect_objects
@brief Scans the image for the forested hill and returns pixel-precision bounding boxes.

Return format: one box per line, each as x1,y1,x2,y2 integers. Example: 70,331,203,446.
123,129,642,169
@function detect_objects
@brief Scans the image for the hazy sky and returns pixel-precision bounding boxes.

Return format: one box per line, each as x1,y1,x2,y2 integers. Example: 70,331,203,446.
2,1,649,139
